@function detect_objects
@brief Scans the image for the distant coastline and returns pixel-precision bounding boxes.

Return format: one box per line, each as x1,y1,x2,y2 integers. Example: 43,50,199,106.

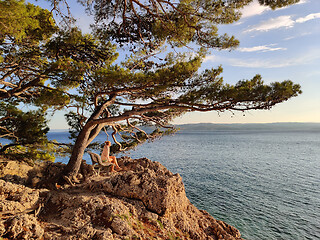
49,122,320,132
176,122,320,132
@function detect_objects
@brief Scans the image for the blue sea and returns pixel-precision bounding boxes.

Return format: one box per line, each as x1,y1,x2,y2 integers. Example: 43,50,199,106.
24,126,320,239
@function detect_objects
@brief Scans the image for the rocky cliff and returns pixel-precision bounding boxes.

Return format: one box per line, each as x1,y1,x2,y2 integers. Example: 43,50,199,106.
0,157,243,240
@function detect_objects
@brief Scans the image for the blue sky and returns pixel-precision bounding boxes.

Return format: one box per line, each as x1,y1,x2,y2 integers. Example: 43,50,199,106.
34,0,320,128
175,0,320,124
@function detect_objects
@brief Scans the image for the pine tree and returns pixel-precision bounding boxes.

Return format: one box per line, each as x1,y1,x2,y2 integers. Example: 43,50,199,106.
0,0,302,179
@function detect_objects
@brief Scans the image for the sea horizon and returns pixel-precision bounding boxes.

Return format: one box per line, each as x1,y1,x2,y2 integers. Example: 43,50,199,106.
49,121,320,132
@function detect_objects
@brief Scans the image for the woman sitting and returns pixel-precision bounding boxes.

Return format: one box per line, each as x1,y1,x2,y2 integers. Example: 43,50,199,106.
101,141,121,172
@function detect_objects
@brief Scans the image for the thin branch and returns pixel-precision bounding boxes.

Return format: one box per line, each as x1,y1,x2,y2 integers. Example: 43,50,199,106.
89,99,265,127
87,123,106,147
111,125,127,151
130,0,146,43
129,50,160,71
127,119,149,137
102,126,110,140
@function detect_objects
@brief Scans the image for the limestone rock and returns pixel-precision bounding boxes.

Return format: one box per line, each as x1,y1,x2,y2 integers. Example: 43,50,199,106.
0,157,243,240
4,214,44,240
0,160,33,185
85,157,189,216
0,179,48,239
0,179,43,213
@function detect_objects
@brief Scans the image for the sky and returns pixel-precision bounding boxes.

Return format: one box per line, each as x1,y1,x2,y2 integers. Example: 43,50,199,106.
32,0,320,128
174,0,320,125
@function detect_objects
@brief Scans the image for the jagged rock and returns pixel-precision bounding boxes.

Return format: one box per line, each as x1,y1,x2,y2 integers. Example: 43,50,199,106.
0,220,5,236
0,179,45,213
0,179,49,239
85,157,189,216
0,160,33,185
3,214,44,240
94,228,114,240
0,157,243,240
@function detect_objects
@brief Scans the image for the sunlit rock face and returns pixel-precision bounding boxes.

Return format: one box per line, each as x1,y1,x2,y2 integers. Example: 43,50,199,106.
0,157,242,240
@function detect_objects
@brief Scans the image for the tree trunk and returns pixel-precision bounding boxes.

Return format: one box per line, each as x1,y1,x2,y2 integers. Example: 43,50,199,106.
63,97,115,179
63,122,106,179
64,125,92,178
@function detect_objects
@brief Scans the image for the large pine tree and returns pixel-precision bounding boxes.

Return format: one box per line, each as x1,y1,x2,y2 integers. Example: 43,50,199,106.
0,0,302,180
61,0,302,180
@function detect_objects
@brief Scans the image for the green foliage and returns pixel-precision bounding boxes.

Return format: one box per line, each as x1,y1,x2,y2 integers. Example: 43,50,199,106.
45,28,118,90
91,0,243,50
0,102,61,161
0,0,119,161
258,0,301,10
156,219,164,230
4,144,55,162
65,111,87,140
65,49,301,160
168,231,181,240
85,0,301,51
0,0,56,101
178,73,302,110
0,0,57,42
0,102,49,145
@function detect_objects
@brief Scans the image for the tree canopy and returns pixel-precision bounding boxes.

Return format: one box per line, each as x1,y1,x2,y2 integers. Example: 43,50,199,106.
81,0,300,49
0,0,55,159
0,0,116,158
62,49,301,178
0,0,302,181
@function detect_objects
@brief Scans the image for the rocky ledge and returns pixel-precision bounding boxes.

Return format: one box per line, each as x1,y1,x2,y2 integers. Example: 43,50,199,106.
0,157,243,240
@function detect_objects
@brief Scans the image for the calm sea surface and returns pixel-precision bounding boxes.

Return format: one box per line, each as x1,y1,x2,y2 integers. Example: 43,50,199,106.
47,129,319,239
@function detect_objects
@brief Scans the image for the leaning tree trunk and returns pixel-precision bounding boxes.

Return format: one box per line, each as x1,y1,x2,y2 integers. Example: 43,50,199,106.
64,96,116,179
64,125,92,178
64,121,106,179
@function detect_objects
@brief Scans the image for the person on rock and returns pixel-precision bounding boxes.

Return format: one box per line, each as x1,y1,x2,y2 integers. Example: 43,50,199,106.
101,141,121,172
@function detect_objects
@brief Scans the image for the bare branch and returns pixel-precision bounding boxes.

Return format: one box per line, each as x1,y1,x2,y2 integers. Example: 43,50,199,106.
127,119,149,137
111,125,127,151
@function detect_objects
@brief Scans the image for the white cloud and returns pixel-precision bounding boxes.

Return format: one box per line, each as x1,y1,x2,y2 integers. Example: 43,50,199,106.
241,0,270,18
297,0,308,4
228,58,291,68
227,52,320,68
240,0,308,19
284,31,313,40
238,45,287,52
244,7,320,33
296,13,320,23
204,50,320,69
245,15,295,32
203,55,217,63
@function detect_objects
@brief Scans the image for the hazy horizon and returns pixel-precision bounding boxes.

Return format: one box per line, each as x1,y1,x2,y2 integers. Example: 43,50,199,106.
49,121,320,130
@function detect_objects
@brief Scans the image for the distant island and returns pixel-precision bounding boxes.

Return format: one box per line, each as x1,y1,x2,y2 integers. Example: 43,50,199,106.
176,122,320,132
